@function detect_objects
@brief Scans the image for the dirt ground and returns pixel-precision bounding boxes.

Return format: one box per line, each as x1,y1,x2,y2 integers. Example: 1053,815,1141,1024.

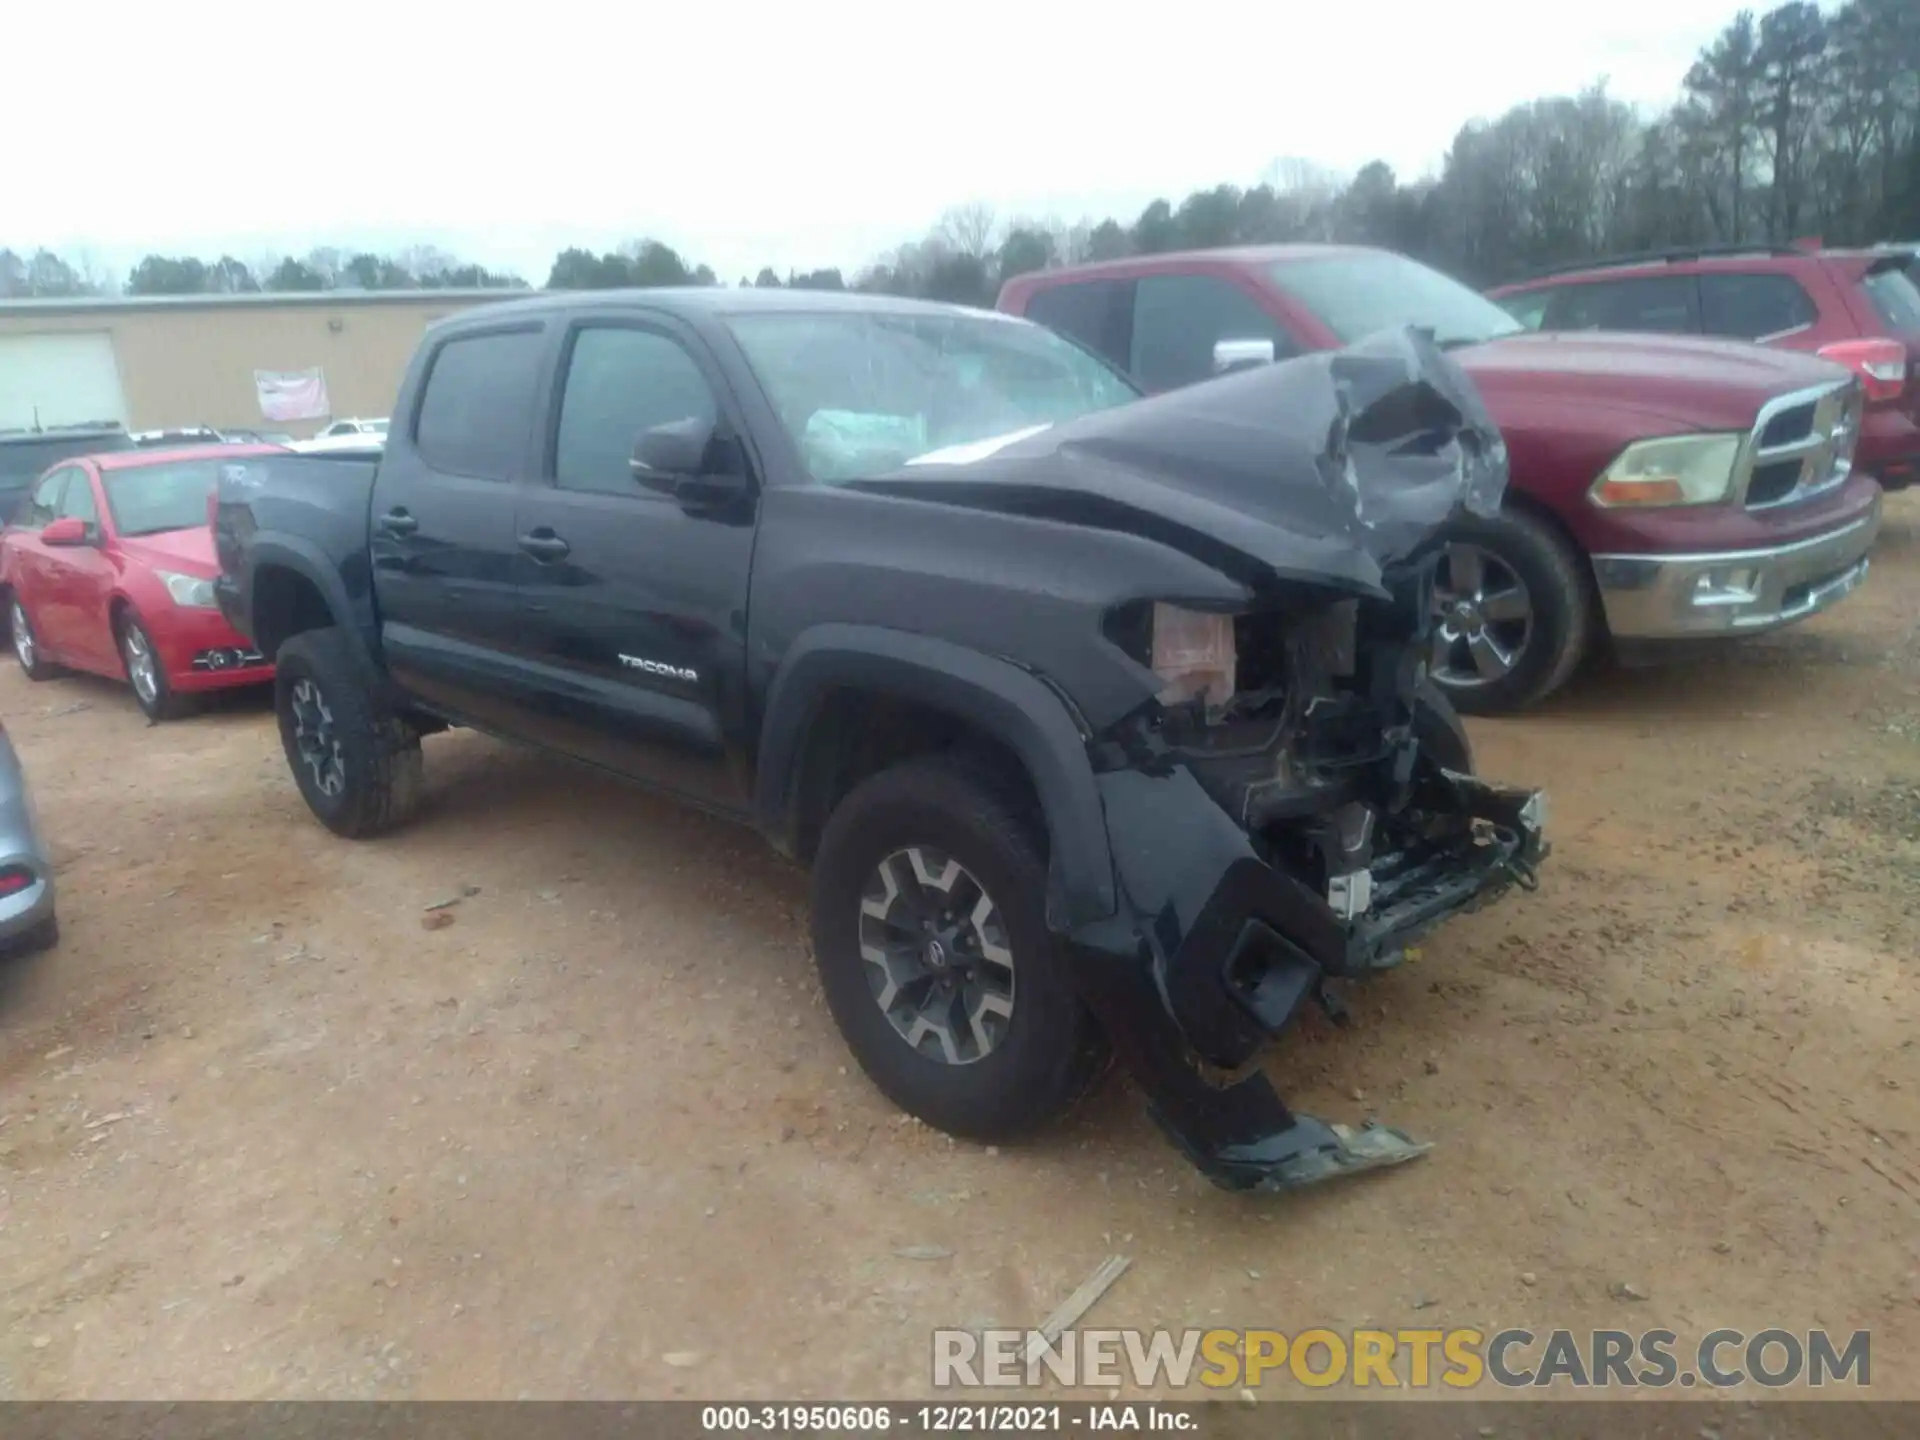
1,494,1916,1403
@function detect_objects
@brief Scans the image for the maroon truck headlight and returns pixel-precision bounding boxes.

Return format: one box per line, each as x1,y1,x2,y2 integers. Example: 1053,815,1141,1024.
1590,433,1742,508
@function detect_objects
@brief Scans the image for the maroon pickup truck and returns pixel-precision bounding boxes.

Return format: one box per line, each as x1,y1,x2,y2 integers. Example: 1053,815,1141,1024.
999,246,1883,713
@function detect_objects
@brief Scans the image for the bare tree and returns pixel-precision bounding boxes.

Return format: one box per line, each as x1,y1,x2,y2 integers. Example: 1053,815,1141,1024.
1757,2,1830,236
937,203,999,260
395,244,458,282
65,246,116,295
1052,221,1094,266
1683,11,1764,239
1261,156,1344,201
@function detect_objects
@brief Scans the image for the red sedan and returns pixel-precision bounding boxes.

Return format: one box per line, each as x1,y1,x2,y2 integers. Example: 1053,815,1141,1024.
0,445,280,720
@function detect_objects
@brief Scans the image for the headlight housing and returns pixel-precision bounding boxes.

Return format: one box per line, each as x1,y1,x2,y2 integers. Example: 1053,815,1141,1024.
1148,603,1237,709
1590,433,1742,508
157,570,217,608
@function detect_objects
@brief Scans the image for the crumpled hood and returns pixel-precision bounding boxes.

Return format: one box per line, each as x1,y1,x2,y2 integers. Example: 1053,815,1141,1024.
850,327,1507,600
1458,330,1852,431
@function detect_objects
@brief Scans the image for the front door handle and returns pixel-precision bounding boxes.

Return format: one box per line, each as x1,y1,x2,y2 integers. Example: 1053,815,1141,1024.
518,530,570,563
378,509,419,536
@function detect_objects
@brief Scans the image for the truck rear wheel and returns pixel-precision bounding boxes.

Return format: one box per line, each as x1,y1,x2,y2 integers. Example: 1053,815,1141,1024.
1430,508,1592,715
809,756,1104,1143
273,627,423,838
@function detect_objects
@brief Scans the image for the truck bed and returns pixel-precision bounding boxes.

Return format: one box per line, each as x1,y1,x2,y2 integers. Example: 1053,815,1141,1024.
211,453,381,654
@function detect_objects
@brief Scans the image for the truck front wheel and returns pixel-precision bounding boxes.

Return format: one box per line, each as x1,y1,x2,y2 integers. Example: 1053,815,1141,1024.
1429,508,1593,715
809,757,1104,1142
273,627,423,838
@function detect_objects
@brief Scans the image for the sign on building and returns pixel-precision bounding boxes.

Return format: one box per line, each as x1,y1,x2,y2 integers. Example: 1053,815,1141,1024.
254,368,330,422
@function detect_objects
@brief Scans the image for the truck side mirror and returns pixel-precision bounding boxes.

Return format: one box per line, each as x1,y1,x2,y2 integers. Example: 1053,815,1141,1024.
630,416,749,507
1213,338,1277,374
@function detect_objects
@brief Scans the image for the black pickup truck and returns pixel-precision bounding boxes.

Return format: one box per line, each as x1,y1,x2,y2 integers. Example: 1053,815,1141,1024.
214,289,1548,1193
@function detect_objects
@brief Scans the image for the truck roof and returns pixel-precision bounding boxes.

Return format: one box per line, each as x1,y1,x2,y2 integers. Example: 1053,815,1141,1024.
1009,244,1382,286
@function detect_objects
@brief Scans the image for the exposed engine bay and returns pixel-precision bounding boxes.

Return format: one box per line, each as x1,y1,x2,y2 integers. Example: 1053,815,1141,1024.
1073,560,1549,1191
1066,337,1548,1192
857,325,1550,1192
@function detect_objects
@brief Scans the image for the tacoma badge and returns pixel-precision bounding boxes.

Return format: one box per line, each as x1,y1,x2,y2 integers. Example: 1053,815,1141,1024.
619,654,698,682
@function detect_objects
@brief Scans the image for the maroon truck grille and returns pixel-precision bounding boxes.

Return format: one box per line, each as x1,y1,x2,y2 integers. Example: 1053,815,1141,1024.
1741,380,1861,511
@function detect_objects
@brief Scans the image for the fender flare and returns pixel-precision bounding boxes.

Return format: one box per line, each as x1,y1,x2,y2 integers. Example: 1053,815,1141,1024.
240,533,380,674
755,623,1118,931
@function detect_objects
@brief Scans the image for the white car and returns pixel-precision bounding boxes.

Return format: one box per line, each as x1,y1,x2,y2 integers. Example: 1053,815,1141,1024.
286,432,385,454
130,426,225,447
317,417,389,439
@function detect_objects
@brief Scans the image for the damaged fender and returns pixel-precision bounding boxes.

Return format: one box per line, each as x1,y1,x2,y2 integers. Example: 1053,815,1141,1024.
759,327,1544,1193
1040,329,1538,1193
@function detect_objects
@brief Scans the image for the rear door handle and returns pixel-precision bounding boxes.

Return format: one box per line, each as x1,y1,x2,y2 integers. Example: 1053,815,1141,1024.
518,530,570,562
378,509,418,536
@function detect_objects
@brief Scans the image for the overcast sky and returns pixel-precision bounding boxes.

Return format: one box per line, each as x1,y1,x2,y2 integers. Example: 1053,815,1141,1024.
8,0,1737,286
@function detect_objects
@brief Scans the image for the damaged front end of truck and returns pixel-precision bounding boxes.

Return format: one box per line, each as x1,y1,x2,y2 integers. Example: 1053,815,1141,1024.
1059,330,1548,1192
849,325,1548,1193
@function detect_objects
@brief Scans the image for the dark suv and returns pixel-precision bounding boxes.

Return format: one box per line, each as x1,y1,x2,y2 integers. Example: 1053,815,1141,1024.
0,424,135,523
1490,245,1920,491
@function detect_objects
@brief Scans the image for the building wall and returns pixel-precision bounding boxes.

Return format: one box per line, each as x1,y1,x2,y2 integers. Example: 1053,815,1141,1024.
0,292,514,436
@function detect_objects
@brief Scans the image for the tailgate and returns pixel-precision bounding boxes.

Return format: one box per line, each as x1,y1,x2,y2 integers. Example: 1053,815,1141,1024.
212,452,381,584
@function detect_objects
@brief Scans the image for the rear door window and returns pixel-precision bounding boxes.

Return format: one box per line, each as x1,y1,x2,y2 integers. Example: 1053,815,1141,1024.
412,327,546,482
1129,274,1296,391
1023,279,1133,372
1543,276,1699,334
1699,273,1819,339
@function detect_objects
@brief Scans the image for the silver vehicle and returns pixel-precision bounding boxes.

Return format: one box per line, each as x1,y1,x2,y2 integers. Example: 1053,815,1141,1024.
0,722,58,954
286,432,386,455
317,417,389,439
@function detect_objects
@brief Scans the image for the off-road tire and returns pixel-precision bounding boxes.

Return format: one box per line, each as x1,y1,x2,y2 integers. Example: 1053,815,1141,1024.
1436,508,1594,716
273,627,423,838
810,756,1104,1142
7,594,61,681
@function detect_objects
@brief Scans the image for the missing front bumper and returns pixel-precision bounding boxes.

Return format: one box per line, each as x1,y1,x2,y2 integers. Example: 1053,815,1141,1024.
1345,773,1547,974
1070,761,1547,1193
1209,1118,1434,1192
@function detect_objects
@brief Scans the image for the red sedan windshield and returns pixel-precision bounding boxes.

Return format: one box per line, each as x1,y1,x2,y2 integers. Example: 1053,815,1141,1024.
101,461,227,537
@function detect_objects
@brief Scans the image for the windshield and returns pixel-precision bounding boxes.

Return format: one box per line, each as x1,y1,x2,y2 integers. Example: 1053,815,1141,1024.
366,419,389,434
1270,253,1526,349
102,460,226,537
727,310,1137,483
